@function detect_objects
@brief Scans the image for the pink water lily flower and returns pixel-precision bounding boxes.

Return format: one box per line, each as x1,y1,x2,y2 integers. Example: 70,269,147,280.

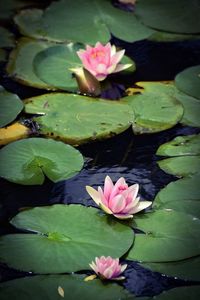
89,256,127,280
77,42,132,81
86,176,152,219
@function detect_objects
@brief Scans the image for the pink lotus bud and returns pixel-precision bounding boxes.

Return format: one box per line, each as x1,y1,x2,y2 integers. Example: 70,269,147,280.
86,176,152,219
77,42,132,81
89,256,127,280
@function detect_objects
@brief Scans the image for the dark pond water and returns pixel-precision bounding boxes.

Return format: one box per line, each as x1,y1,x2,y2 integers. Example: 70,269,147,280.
0,15,200,297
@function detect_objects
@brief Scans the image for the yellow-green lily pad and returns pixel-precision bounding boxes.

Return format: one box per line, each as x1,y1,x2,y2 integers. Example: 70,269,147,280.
24,93,133,145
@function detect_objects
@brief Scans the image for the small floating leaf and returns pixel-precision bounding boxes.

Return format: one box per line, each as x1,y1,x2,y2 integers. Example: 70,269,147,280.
141,256,200,281
156,134,200,156
123,82,183,134
24,93,133,145
127,210,200,262
0,122,29,146
135,0,200,34
158,156,200,177
0,274,133,300
0,138,84,185
0,205,134,273
6,38,56,89
175,65,200,100
0,85,24,128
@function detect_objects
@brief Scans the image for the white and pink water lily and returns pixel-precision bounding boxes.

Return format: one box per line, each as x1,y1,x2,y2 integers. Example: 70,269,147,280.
86,176,152,219
89,256,127,280
77,42,132,81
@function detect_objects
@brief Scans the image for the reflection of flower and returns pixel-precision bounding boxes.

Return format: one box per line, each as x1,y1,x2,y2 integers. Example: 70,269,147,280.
77,42,132,81
86,176,152,219
89,256,127,280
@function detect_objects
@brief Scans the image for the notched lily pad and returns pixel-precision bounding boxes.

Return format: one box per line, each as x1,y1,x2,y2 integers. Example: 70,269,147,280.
0,274,132,300
6,37,56,89
141,255,200,281
158,156,200,177
175,65,200,100
123,82,183,134
14,0,154,44
0,85,24,128
127,209,200,262
0,138,84,185
24,93,133,145
156,134,200,156
0,204,134,273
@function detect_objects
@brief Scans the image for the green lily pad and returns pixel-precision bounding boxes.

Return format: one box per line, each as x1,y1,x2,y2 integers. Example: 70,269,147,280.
34,44,136,91
0,138,84,185
14,0,154,44
153,286,200,300
175,65,200,100
24,93,133,145
149,31,200,42
0,204,134,273
154,200,200,219
6,38,56,89
135,0,200,34
0,49,6,62
0,274,133,300
154,174,200,204
156,134,200,156
158,156,200,177
126,210,200,262
141,255,200,281
33,44,81,91
0,27,15,48
0,85,24,128
123,82,183,134
175,92,200,127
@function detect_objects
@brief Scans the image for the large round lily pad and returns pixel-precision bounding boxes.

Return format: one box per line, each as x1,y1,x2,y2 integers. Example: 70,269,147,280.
135,0,200,34
156,134,200,156
14,0,154,44
154,174,200,204
123,82,183,134
127,210,200,262
0,27,15,48
0,274,133,300
6,38,56,89
24,93,133,145
0,86,24,128
33,44,81,91
175,65,200,100
141,255,200,281
149,31,200,42
175,92,200,127
0,204,134,273
158,156,200,177
0,138,84,185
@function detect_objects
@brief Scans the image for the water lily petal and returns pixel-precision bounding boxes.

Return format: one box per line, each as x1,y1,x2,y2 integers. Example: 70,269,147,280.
120,264,128,273
113,63,132,73
99,202,113,214
104,176,114,200
132,201,152,213
113,213,133,219
109,194,127,213
111,49,125,65
86,186,102,205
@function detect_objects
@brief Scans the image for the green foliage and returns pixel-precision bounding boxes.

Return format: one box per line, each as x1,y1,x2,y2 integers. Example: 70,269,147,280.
0,85,24,128
0,204,134,273
24,93,133,145
0,27,15,48
127,210,200,262
0,138,84,185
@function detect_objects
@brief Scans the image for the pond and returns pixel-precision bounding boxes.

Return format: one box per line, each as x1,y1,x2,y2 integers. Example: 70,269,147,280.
0,1,200,299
